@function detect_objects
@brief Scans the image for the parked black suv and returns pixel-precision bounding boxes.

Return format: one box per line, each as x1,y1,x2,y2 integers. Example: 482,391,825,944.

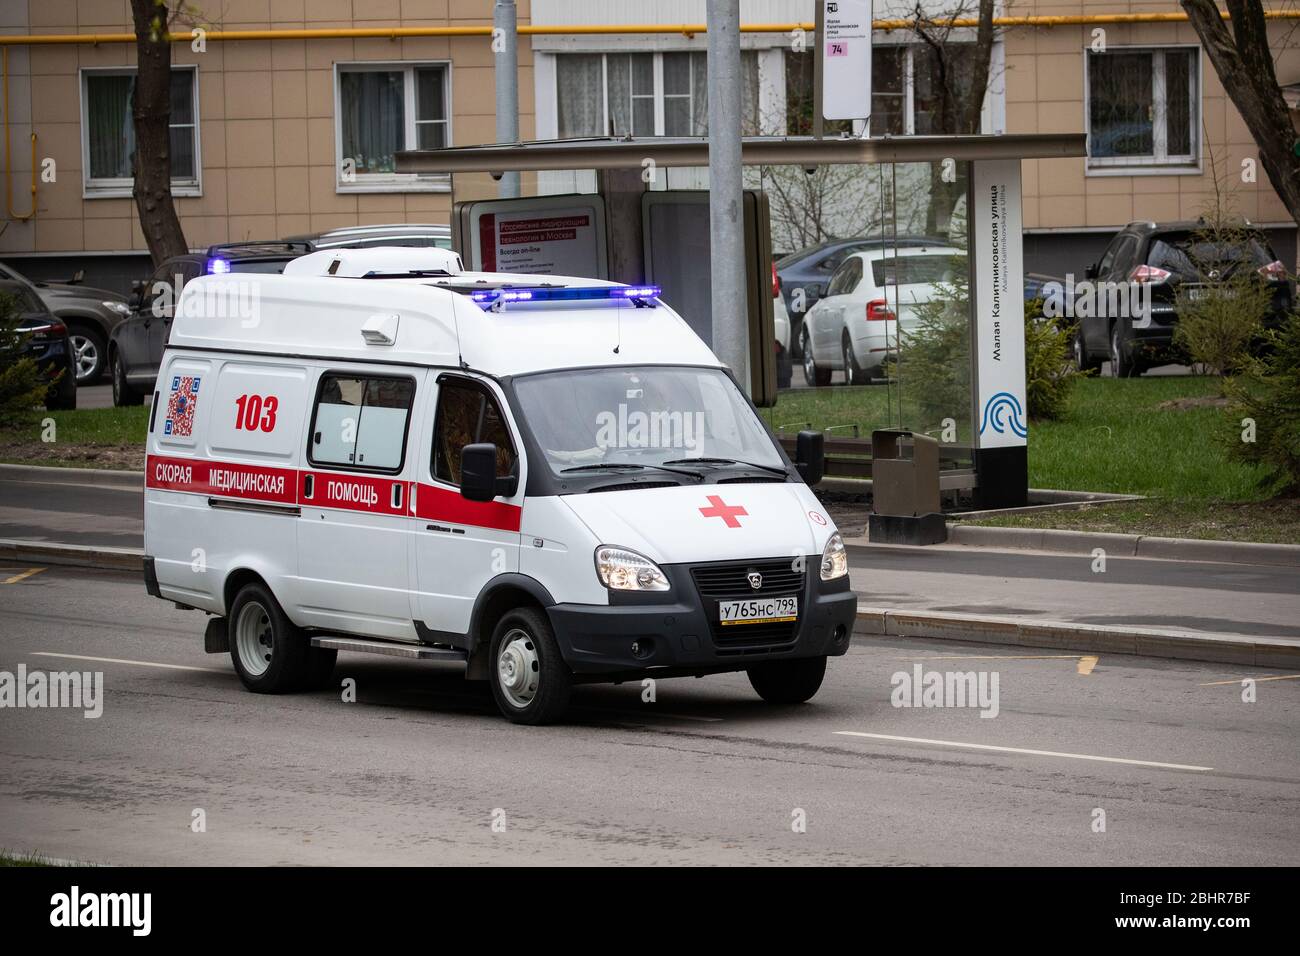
109,242,307,406
1,279,77,411
1074,220,1294,377
0,262,130,385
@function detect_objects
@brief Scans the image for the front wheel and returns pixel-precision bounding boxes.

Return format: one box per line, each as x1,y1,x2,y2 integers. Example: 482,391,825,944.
111,351,143,406
489,607,572,725
68,324,107,384
747,656,828,705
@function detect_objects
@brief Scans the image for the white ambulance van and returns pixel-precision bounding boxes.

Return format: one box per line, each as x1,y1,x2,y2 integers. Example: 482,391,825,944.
143,247,856,724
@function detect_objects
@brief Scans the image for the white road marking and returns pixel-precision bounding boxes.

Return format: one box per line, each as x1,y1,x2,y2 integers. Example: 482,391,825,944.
833,731,1213,771
1200,674,1300,686
30,652,227,674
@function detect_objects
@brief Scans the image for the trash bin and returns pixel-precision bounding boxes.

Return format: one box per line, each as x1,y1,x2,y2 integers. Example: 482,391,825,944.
869,429,946,545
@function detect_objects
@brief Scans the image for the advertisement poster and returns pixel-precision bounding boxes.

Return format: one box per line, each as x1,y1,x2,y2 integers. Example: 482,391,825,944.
474,201,605,276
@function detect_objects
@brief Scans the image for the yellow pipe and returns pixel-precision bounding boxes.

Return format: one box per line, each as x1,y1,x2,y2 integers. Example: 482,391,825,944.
3,47,38,222
0,11,1297,45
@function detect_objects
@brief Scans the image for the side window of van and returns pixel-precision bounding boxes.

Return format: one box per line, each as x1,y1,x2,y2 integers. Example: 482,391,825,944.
309,373,415,473
432,379,517,486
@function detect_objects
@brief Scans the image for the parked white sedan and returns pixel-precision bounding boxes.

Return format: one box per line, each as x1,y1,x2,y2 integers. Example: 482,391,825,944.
799,245,963,386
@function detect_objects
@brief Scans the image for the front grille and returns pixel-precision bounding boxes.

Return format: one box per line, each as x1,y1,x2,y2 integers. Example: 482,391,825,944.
690,558,804,648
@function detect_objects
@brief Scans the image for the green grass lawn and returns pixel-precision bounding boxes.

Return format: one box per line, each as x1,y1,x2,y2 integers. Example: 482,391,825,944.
0,405,149,469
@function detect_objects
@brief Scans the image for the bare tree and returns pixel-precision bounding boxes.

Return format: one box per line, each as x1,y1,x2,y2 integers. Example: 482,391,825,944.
1181,0,1300,227
908,0,997,234
131,0,188,266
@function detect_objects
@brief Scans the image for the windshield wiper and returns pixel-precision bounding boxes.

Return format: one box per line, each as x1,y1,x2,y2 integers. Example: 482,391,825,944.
560,462,703,480
662,457,788,476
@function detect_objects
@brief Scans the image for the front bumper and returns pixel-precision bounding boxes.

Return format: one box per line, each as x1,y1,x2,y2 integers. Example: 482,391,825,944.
547,560,857,677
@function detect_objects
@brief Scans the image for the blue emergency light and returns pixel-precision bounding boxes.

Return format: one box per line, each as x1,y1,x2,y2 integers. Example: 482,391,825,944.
207,258,232,274
466,284,661,308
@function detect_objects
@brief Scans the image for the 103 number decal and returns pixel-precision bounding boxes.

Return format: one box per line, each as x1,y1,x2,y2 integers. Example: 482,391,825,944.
233,394,278,432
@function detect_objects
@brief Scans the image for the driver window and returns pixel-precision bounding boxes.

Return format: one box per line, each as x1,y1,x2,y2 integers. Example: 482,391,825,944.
432,379,517,486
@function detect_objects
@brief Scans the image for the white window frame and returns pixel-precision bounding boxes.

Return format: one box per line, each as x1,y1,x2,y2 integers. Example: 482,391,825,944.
333,61,452,194
1084,45,1202,176
561,51,725,137
80,65,202,200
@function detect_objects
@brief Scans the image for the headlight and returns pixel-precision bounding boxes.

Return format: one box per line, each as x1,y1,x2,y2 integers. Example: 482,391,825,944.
103,300,132,315
595,545,670,592
820,532,848,581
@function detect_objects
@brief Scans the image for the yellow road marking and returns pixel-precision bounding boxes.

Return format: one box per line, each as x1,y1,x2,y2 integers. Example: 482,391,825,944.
2,568,44,585
1199,673,1300,687
898,653,1099,675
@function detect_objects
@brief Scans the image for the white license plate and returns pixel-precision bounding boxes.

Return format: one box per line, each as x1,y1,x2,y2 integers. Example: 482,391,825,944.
719,596,798,626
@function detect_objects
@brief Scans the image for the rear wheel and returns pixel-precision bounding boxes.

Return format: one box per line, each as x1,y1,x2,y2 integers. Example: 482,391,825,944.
111,351,143,406
842,335,868,385
488,607,571,725
228,581,322,693
1073,327,1102,373
801,326,831,387
45,369,76,411
1109,321,1143,378
747,656,828,705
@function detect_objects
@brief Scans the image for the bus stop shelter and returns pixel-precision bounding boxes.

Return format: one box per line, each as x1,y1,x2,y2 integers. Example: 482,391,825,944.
397,132,1086,510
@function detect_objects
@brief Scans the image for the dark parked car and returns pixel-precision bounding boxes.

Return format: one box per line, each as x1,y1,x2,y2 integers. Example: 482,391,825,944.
284,223,452,251
1,279,76,411
109,242,306,406
0,262,130,385
1074,220,1294,377
776,236,949,358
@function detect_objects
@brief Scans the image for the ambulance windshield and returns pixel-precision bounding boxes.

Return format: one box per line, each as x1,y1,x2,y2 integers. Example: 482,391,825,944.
514,366,786,479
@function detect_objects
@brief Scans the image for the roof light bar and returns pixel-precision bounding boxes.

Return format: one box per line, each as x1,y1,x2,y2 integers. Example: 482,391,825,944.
207,258,231,274
466,285,661,308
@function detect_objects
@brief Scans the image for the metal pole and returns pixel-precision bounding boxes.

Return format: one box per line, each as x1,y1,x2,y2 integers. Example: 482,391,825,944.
494,0,519,198
706,0,748,388
812,0,824,140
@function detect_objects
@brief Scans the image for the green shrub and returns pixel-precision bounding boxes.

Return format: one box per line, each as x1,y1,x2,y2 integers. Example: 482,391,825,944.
0,292,47,430
1024,299,1086,421
1223,311,1300,495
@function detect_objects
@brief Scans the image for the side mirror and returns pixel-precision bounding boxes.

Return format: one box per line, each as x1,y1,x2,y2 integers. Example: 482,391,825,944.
1084,263,1098,280
794,430,824,486
459,442,518,502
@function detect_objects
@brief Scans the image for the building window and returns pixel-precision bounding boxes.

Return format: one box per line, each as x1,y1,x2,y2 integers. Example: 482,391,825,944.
335,62,450,191
81,67,199,198
556,52,759,137
1087,48,1199,171
784,45,982,136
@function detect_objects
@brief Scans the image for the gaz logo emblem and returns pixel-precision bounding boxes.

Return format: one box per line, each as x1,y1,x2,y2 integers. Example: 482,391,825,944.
747,571,763,590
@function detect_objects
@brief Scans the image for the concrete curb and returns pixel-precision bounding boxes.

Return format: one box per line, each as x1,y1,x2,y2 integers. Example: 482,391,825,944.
946,524,1300,568
855,605,1300,669
0,462,144,488
0,539,143,572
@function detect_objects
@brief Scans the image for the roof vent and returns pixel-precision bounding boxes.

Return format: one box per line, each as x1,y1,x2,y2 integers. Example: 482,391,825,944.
361,313,400,346
284,246,463,278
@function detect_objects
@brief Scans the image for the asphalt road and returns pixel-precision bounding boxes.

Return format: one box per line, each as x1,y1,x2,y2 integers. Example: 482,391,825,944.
0,563,1296,865
2,466,1296,640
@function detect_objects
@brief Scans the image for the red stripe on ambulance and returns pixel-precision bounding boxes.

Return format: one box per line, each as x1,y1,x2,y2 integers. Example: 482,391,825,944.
415,482,521,533
302,470,409,517
147,454,297,505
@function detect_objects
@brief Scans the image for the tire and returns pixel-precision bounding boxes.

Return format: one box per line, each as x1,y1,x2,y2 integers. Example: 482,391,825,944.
228,581,317,693
800,326,831,387
67,323,107,385
748,656,828,705
1109,321,1143,378
304,647,338,691
111,350,143,406
45,369,76,411
488,606,571,725
1072,328,1102,374
842,335,868,385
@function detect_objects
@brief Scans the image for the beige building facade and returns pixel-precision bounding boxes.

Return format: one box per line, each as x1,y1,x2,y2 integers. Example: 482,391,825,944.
0,1,535,288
